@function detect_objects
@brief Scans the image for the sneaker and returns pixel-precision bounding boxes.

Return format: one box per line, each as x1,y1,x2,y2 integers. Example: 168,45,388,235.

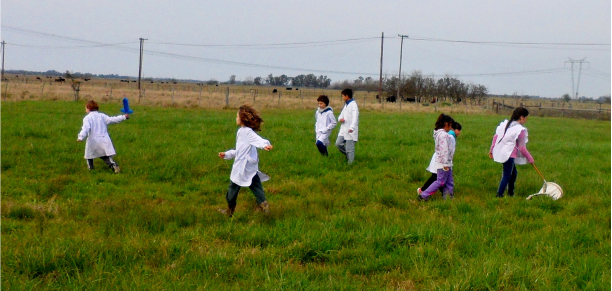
259,201,270,214
218,207,235,217
417,188,422,195
112,163,121,173
417,194,427,202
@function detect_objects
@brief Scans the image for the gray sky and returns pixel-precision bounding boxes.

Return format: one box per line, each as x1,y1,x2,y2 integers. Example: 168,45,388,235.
2,0,610,98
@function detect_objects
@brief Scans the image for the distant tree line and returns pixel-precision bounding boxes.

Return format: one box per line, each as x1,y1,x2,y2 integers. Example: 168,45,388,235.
331,71,489,104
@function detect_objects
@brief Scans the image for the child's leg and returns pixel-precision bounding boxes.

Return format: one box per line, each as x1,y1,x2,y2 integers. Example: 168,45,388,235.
421,173,437,191
335,135,346,155
101,156,120,173
507,164,518,196
345,140,356,164
100,156,115,167
421,169,449,199
86,159,95,170
248,174,267,205
496,158,515,197
316,140,328,156
442,169,454,199
226,181,241,210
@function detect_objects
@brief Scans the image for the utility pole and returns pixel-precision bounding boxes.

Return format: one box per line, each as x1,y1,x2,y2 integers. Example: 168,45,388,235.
379,32,384,107
398,34,408,110
138,38,147,103
1,41,5,81
564,58,588,102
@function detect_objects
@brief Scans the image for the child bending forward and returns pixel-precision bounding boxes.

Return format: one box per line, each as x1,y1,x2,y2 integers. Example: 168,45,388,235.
219,105,273,217
77,100,129,172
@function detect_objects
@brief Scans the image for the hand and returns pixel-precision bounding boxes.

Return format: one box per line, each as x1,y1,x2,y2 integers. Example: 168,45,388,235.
125,114,130,119
348,129,353,133
443,167,450,171
264,145,273,151
218,152,226,159
488,153,493,159
77,139,82,142
339,118,345,123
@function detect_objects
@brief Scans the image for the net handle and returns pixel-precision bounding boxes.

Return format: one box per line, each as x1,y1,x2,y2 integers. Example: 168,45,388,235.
532,163,546,182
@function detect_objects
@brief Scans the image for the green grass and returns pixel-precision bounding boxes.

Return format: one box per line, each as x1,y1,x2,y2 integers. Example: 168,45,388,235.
2,100,610,290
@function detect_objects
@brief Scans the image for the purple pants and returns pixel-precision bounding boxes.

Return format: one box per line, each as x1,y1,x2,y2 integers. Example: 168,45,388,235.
420,168,454,200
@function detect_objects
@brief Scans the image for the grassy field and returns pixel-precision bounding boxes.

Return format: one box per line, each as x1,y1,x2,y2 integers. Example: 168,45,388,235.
2,100,610,290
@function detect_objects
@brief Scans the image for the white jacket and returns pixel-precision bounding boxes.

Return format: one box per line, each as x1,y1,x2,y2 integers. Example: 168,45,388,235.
315,107,337,146
337,99,359,141
426,131,456,173
77,111,126,159
224,127,271,187
492,120,528,164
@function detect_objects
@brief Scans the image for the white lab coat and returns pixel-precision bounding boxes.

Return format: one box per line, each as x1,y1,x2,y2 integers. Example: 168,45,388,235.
78,111,126,159
492,120,528,165
337,100,359,141
315,107,337,146
224,127,271,187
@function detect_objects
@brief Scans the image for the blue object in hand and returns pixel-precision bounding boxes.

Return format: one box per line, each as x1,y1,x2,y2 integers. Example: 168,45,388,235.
121,98,133,114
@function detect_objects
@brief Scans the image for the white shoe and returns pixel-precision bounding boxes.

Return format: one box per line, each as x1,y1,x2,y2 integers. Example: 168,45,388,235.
417,188,422,195
112,164,121,173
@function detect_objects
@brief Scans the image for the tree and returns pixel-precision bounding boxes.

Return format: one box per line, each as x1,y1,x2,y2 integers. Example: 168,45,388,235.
562,94,571,103
254,77,262,86
229,75,236,85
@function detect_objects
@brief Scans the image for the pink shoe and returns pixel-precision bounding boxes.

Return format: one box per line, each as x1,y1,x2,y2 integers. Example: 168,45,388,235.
417,188,422,195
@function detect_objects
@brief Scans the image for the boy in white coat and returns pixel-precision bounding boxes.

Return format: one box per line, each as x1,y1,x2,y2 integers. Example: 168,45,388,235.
77,100,129,173
218,105,273,217
315,95,337,156
335,89,359,164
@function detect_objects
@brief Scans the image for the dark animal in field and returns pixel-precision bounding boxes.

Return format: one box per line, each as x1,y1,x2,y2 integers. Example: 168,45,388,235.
173,82,177,84
403,97,416,103
55,77,65,83
36,77,41,80
386,96,397,103
120,80,130,83
295,88,299,90
286,87,292,90
131,80,137,83
150,81,154,83
272,89,278,93
84,78,90,81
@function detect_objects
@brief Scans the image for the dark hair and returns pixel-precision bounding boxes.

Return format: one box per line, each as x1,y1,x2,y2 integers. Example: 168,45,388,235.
341,88,353,99
317,95,330,106
503,107,529,135
452,121,462,131
434,114,454,130
238,105,263,131
86,100,99,111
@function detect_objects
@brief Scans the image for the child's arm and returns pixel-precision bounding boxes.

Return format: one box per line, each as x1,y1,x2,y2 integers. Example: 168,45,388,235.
348,105,359,133
247,130,272,150
488,134,498,158
516,130,534,163
219,150,236,160
104,114,128,125
435,134,451,169
77,118,90,141
326,111,337,131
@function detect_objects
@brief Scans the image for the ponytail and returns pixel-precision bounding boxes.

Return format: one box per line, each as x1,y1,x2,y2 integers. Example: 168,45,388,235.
434,114,454,130
503,107,529,135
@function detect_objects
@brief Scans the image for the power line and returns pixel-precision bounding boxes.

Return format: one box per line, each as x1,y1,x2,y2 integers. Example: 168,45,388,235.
407,35,611,46
148,37,380,48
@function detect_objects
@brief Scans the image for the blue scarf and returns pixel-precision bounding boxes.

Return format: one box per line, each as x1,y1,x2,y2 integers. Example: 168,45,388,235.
345,99,354,105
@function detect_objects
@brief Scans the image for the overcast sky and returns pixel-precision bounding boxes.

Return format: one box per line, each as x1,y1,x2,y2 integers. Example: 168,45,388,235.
2,0,610,98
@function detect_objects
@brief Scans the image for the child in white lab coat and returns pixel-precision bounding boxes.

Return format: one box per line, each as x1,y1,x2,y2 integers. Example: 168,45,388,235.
218,105,273,217
315,95,337,156
335,89,359,164
77,100,129,173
